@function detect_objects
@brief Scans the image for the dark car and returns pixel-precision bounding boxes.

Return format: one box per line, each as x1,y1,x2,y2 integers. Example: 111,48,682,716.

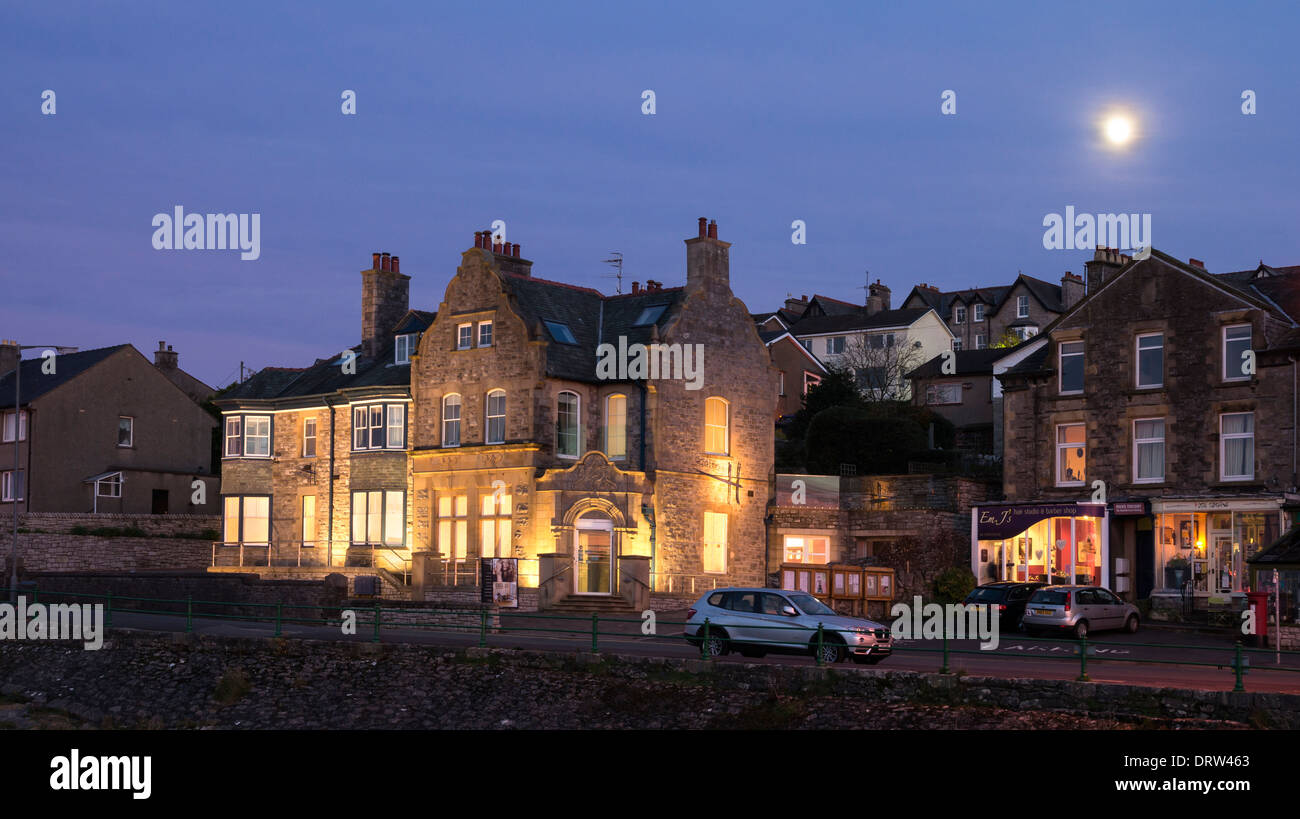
963,582,1045,631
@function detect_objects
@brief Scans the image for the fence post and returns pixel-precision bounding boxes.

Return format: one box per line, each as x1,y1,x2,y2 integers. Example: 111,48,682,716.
941,629,950,674
479,608,488,648
186,596,193,633
1077,635,1089,682
701,618,710,660
1233,642,1246,693
815,622,824,666
372,602,381,643
591,613,600,654
275,602,283,637
105,591,113,629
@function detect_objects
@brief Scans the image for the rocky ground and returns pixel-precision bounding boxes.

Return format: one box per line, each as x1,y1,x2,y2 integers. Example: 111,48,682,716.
0,637,1250,730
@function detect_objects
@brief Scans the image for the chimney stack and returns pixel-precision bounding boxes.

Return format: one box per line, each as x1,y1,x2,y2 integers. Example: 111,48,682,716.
1189,258,1205,269
866,279,891,314
0,340,18,379
1084,246,1131,295
685,216,730,293
154,340,179,371
361,251,411,358
783,294,808,315
632,281,641,294
1061,271,1085,309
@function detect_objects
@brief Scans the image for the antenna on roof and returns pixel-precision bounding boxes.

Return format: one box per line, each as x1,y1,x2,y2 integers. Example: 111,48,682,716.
860,269,871,304
602,252,624,294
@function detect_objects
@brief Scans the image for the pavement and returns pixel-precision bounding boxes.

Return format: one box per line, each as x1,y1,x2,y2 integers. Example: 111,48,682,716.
95,606,1300,694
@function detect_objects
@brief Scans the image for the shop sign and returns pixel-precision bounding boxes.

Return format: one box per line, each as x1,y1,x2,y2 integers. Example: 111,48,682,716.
975,502,1105,539
1113,501,1147,516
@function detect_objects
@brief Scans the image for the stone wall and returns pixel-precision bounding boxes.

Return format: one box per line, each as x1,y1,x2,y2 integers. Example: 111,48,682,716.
4,531,215,576
19,512,220,537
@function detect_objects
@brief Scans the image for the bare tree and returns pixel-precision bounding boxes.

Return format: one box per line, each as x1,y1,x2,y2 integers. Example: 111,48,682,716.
836,331,928,401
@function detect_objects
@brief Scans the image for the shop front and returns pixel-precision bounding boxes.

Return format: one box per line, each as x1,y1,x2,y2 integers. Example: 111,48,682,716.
971,502,1108,588
1148,497,1285,594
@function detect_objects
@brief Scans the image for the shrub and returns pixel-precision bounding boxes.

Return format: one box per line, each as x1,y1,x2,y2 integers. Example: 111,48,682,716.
933,566,976,604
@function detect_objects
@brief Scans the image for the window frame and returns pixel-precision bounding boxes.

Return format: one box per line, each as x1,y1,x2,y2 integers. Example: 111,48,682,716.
224,413,271,459
350,489,406,547
1132,417,1165,484
442,394,462,448
1222,324,1252,382
303,417,317,458
1135,332,1164,390
223,494,271,544
457,323,473,350
1055,422,1086,487
1219,411,1255,482
1,410,27,443
1058,340,1085,395
604,393,627,460
925,383,962,406
973,303,985,322
394,333,416,365
485,389,506,445
301,494,317,546
117,415,134,448
352,403,405,451
704,397,730,456
1017,295,1030,318
556,391,581,459
477,321,494,348
954,305,966,325
1,469,26,502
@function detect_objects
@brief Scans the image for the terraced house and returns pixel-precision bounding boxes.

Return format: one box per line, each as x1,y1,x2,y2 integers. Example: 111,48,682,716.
214,252,430,580
978,248,1300,605
216,222,777,609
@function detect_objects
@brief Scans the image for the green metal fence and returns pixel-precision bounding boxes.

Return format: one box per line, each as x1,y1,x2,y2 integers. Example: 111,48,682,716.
4,585,1298,693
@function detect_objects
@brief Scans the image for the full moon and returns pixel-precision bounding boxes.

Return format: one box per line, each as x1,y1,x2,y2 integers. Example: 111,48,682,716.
1105,115,1134,145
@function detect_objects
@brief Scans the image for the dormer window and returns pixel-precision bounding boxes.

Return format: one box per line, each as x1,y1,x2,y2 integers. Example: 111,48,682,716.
973,304,985,322
395,334,418,364
1017,295,1030,318
954,306,966,324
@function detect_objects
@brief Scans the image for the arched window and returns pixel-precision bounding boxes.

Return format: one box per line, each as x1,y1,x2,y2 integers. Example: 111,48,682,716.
442,394,461,447
486,390,506,445
557,391,580,458
705,397,729,455
605,394,627,460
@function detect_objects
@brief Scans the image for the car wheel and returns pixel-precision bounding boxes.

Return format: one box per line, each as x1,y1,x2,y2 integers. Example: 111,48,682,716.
811,636,845,664
1073,620,1089,640
1125,615,1139,634
702,629,730,658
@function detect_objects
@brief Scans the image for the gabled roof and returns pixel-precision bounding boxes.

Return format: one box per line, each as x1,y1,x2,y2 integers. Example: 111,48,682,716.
907,348,1002,380
0,345,128,406
804,294,864,317
908,285,1012,318
393,309,436,335
760,330,828,373
788,307,931,336
1215,263,1300,322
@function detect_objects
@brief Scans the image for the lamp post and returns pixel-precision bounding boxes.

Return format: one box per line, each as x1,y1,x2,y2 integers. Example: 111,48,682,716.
8,343,76,603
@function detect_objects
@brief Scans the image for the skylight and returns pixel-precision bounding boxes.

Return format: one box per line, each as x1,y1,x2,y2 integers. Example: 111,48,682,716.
633,305,668,326
544,321,577,344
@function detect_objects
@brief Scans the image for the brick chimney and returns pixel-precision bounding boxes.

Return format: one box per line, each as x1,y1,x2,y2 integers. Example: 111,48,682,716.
784,294,809,315
1060,272,1085,309
866,280,891,315
1189,258,1205,270
0,340,18,378
361,250,410,358
474,231,532,278
685,217,730,294
154,341,179,371
1084,247,1132,295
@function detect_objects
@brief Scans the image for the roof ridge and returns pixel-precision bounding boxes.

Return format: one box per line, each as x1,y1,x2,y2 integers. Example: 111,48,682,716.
505,271,604,296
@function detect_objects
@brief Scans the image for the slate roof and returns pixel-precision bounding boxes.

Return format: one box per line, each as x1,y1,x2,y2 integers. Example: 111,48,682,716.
907,274,1064,317
0,345,128,406
789,307,930,336
393,310,436,335
219,336,412,402
906,348,1003,380
999,343,1053,378
1214,263,1300,321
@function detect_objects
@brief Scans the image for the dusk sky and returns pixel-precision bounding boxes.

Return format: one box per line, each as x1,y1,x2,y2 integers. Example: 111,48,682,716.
3,2,1298,388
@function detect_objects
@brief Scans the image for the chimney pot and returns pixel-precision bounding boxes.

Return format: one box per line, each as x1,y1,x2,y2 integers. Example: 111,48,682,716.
158,341,166,351
698,217,707,238
391,256,400,274
512,243,520,258
632,281,640,294
1189,257,1204,269
707,219,717,239
381,252,391,272
372,252,381,269
474,232,483,249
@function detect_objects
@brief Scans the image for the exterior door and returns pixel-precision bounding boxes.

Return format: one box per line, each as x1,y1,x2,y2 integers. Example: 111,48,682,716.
574,518,614,595
1211,535,1235,592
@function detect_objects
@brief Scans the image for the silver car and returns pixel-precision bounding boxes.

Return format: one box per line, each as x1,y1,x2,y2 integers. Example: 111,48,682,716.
1021,585,1140,639
683,587,892,664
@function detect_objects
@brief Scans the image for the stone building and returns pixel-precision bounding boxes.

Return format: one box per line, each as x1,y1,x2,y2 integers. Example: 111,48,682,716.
409,219,777,609
902,272,1081,350
0,342,217,515
982,248,1300,602
759,329,826,423
214,252,430,578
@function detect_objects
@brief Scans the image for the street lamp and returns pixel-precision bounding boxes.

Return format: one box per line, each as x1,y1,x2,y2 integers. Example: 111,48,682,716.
7,343,77,603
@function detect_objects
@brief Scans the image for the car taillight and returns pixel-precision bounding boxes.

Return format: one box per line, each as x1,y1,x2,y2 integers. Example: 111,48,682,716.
1063,592,1071,612
998,604,1007,611
687,608,697,619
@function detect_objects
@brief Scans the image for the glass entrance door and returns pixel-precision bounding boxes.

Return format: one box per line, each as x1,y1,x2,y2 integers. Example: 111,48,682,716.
1211,534,1236,593
575,526,612,594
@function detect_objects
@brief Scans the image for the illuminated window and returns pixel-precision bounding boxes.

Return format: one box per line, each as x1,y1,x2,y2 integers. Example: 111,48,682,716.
783,535,829,564
223,496,269,544
479,491,513,558
705,397,729,455
557,392,580,457
301,495,316,545
605,394,627,460
351,490,405,546
438,495,469,560
1056,423,1085,486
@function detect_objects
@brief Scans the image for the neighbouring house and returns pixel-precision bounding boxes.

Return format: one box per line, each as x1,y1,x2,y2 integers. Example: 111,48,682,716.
906,348,1001,453
902,271,1081,350
760,329,827,423
785,283,953,400
980,247,1300,603
409,218,777,609
0,342,218,515
213,252,430,578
